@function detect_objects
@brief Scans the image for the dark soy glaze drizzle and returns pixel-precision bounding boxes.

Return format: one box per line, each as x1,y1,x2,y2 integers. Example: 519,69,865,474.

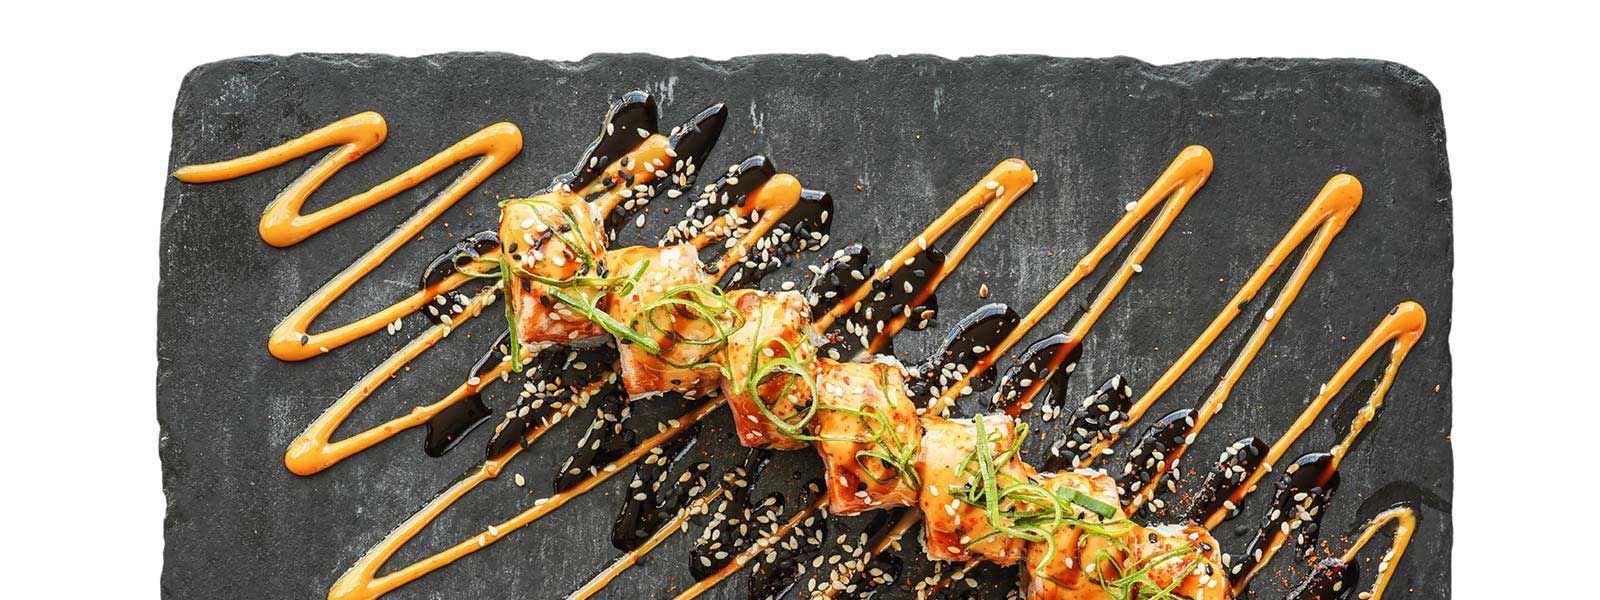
805,243,870,317
555,91,658,193
1041,374,1133,472
1229,452,1341,586
695,490,787,579
938,562,1019,599
665,103,730,188
748,480,829,600
419,229,499,290
990,332,1085,417
610,433,710,551
1286,557,1360,600
1184,436,1268,523
417,230,500,326
820,508,909,599
720,188,834,289
422,329,515,457
601,101,729,240
554,390,638,493
822,247,947,359
690,157,775,221
906,303,1019,408
661,155,776,247
480,344,620,459
1117,408,1196,505
690,449,774,580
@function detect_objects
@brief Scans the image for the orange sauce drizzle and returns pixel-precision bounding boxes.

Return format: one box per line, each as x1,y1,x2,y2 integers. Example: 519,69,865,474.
863,159,1037,354
818,146,1215,598
1337,506,1417,600
1203,301,1426,529
936,146,1213,416
828,159,1036,329
174,113,523,362
1221,303,1426,591
284,287,498,474
328,396,721,600
1116,173,1364,512
325,160,1034,599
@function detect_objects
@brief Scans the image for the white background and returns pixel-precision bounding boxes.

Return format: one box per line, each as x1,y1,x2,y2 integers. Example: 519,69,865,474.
3,1,1593,597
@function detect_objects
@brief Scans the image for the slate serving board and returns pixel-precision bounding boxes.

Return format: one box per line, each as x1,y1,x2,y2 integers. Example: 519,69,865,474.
159,53,1452,599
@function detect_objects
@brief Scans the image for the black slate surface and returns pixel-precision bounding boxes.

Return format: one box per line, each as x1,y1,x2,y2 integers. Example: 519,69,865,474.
159,53,1452,599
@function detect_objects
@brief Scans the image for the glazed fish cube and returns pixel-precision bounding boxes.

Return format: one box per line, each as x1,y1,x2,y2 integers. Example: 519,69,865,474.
1125,523,1231,599
809,356,920,514
720,289,818,450
499,191,608,345
604,244,727,399
1021,469,1128,600
916,413,1033,566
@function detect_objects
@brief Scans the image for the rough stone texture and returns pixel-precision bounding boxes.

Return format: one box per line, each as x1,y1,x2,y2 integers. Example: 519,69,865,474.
160,54,1452,599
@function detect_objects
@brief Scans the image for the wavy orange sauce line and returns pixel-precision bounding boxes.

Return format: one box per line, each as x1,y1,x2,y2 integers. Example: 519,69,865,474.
175,112,747,475
324,160,1035,600
284,175,801,476
174,112,522,362
329,394,721,600
816,146,1215,598
1338,506,1417,600
932,146,1213,417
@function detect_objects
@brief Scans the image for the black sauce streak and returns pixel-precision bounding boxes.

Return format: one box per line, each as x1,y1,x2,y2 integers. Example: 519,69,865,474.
661,155,776,248
482,343,620,460
553,389,638,493
422,330,514,457
666,103,729,189
690,449,774,580
720,187,834,289
805,243,869,317
906,303,1019,409
1041,374,1133,472
1184,436,1268,523
419,229,498,291
609,428,709,551
822,246,947,360
555,91,658,193
991,333,1085,416
1285,557,1360,600
815,507,908,600
1230,452,1340,587
602,102,730,240
747,480,829,600
417,230,500,327
1116,408,1195,506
